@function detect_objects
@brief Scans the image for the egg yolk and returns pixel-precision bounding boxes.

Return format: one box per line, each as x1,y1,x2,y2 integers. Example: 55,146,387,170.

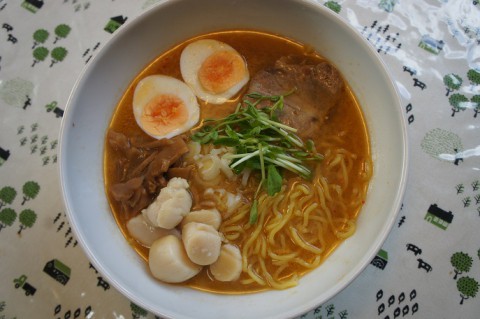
141,94,188,136
198,50,246,94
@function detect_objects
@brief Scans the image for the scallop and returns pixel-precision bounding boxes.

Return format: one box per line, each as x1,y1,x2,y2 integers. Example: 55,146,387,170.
180,208,222,230
133,75,200,139
180,39,249,104
142,177,192,229
126,214,180,248
182,222,222,265
149,235,202,283
210,244,242,282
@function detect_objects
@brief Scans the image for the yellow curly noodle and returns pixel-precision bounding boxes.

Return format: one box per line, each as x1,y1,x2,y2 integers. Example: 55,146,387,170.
218,135,372,291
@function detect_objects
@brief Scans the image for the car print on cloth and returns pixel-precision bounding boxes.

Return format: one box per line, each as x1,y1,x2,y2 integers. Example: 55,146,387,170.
43,259,71,285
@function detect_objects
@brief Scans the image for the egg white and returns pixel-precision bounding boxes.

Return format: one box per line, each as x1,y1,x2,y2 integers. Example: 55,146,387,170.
132,75,199,139
180,39,250,104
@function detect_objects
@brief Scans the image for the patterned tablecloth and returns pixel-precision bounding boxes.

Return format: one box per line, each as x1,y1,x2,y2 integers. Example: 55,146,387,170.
1,0,479,318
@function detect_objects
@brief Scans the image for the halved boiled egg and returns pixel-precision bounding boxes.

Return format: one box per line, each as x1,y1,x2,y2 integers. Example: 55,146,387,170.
180,39,249,104
133,75,200,139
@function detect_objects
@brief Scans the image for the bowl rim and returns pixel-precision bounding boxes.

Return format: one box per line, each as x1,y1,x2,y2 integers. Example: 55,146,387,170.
59,0,409,318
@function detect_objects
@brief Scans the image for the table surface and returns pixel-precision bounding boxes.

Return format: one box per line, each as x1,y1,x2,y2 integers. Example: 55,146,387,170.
1,1,479,318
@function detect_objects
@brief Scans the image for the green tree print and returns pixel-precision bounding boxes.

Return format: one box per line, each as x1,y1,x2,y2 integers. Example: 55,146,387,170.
0,208,17,231
0,78,34,108
421,128,463,164
32,29,49,49
457,276,479,305
467,69,480,86
379,0,397,12
443,73,463,96
449,93,469,117
18,209,37,234
0,186,17,209
20,137,27,146
32,46,49,67
471,95,480,118
30,134,38,144
442,70,480,118
130,303,148,319
22,181,40,205
451,252,473,279
50,47,68,67
324,1,341,13
475,180,480,192
53,24,71,44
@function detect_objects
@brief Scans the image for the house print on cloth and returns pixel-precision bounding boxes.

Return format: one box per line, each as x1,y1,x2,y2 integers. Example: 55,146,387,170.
424,204,454,230
0,147,10,166
21,0,44,13
371,249,388,269
104,16,127,34
418,35,444,55
43,259,71,285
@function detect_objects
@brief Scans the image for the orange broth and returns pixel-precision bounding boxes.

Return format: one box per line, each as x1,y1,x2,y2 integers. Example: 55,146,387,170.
104,30,371,294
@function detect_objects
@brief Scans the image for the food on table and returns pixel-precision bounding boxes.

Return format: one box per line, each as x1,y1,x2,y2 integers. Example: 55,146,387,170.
210,244,242,282
180,208,222,230
133,75,199,139
182,222,222,266
104,31,372,293
126,214,180,247
149,235,202,283
142,177,192,229
180,39,250,104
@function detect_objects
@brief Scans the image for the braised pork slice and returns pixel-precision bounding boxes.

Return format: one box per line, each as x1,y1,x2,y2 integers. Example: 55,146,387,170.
248,56,344,140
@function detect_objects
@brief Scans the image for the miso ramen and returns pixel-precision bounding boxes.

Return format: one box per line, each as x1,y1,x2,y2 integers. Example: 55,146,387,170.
104,30,372,294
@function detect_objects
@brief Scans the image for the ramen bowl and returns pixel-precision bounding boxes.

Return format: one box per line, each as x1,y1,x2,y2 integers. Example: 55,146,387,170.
59,0,407,318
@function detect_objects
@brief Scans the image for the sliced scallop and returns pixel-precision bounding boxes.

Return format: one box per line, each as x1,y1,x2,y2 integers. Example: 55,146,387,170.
209,244,242,282
142,177,192,229
126,214,180,248
148,235,202,283
182,222,221,266
180,208,222,230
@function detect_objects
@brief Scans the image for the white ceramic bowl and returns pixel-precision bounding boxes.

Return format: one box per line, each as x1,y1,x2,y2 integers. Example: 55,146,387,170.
59,0,408,318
